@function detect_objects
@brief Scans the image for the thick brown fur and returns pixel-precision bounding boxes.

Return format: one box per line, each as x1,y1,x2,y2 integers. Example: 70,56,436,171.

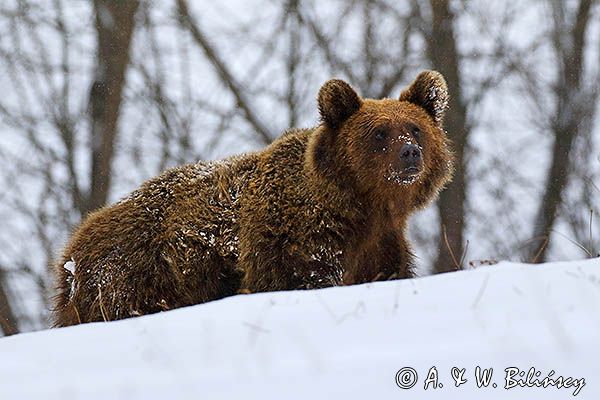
52,70,454,327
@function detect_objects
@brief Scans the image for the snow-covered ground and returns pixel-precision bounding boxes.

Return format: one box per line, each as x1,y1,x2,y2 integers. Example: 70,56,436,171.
1,259,599,399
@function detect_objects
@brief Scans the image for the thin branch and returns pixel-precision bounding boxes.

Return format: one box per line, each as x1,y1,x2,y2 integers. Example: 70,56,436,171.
176,0,273,145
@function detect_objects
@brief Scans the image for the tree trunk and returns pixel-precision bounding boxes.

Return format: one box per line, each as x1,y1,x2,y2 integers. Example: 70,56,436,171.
87,0,140,213
526,0,595,262
0,270,19,336
428,0,469,273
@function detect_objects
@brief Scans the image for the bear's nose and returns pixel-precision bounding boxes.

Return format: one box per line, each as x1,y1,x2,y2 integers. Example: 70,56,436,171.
400,144,421,165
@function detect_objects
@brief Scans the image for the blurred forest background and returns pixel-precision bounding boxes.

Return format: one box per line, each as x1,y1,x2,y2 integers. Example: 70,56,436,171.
1,0,599,336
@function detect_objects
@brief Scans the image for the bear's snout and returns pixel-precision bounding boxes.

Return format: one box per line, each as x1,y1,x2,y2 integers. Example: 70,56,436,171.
399,143,422,172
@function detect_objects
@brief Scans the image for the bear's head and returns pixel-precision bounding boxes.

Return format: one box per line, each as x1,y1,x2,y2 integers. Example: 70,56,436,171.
309,70,454,206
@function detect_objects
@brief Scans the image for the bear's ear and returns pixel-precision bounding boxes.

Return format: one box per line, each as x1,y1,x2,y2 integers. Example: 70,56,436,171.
318,79,362,129
399,70,449,126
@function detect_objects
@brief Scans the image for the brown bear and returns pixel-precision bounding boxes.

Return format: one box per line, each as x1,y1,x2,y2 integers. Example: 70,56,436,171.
52,70,454,327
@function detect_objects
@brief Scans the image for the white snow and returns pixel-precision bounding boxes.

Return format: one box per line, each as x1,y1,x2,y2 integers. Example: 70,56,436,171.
1,258,599,399
63,260,76,274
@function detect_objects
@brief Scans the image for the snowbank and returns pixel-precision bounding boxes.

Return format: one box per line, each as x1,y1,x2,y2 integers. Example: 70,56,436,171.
1,259,599,399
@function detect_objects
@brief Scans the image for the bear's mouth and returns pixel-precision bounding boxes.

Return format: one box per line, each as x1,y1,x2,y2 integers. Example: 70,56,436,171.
403,166,420,175
385,167,422,185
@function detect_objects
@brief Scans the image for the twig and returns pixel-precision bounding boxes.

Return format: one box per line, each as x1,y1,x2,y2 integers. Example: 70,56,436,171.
530,236,549,263
98,287,108,322
442,225,461,270
550,229,593,257
472,273,490,309
459,240,470,267
242,321,270,334
589,209,594,257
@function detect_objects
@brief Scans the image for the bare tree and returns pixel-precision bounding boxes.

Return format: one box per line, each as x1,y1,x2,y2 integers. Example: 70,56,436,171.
0,0,93,331
87,0,140,213
525,0,599,262
0,0,140,333
426,0,469,273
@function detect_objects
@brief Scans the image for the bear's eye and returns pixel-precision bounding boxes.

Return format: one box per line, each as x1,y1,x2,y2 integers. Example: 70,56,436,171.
373,127,388,141
412,126,421,139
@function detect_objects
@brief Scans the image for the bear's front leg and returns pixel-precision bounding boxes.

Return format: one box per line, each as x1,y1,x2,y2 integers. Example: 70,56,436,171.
373,232,416,281
344,232,415,285
375,232,416,281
